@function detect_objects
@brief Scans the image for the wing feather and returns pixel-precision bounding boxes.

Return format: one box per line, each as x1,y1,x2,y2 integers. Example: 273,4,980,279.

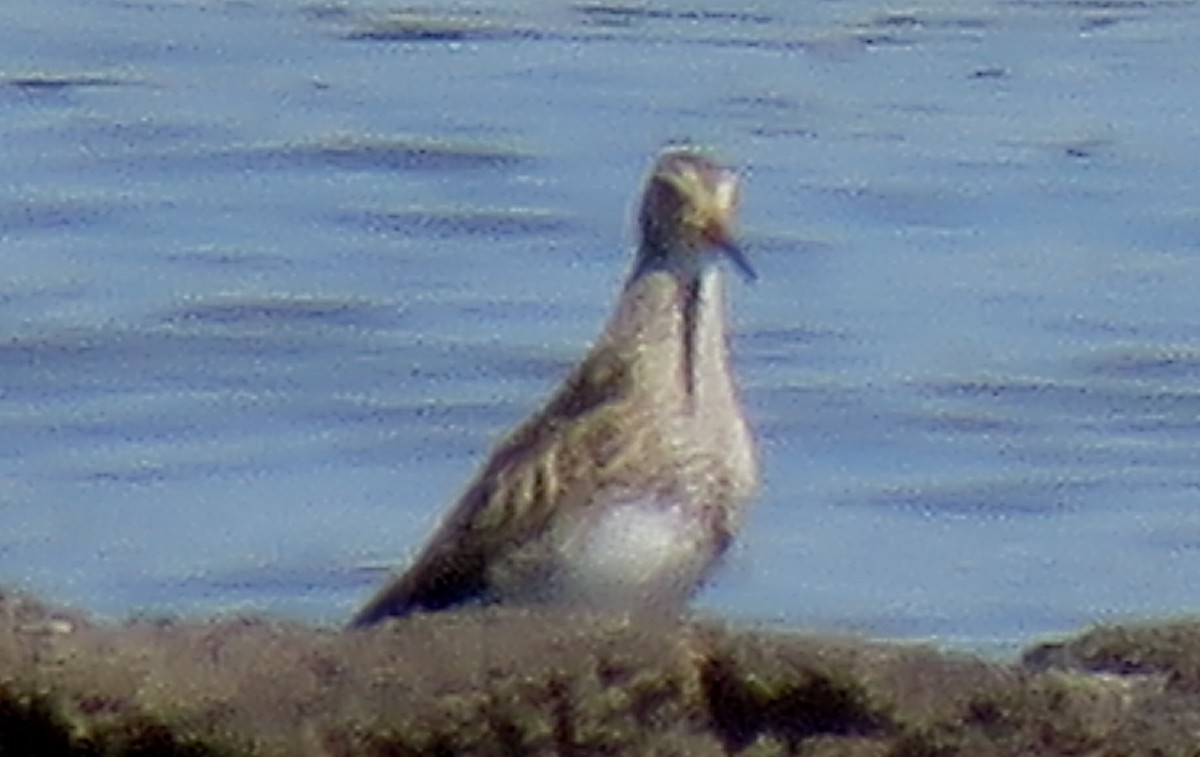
349,345,638,625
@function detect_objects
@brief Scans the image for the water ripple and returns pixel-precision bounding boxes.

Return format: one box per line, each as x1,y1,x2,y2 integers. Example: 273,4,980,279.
343,206,574,239
857,476,1099,517
0,72,133,92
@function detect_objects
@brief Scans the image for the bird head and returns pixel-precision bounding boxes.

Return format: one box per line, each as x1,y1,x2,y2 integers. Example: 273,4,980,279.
637,147,755,282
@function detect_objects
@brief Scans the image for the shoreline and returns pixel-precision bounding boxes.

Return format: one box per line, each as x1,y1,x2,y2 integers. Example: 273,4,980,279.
2,588,1197,755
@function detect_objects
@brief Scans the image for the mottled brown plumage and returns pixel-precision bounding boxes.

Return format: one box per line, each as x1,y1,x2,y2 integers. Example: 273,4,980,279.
350,147,758,627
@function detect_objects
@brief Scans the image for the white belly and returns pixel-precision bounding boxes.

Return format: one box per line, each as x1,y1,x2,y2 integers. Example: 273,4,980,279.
553,497,714,611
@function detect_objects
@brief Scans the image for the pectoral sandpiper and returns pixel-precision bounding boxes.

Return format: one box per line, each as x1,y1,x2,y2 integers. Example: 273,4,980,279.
351,146,758,626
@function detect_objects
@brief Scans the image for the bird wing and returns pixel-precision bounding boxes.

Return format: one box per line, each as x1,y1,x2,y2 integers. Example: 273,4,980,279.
349,344,643,626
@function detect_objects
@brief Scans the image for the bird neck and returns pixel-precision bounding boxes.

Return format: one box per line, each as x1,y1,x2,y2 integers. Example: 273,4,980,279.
613,244,736,413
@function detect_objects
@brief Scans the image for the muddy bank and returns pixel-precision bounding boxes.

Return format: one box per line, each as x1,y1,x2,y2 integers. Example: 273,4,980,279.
1,589,1198,755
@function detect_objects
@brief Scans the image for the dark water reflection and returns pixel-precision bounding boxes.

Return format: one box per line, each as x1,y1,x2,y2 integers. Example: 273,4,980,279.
3,0,1199,654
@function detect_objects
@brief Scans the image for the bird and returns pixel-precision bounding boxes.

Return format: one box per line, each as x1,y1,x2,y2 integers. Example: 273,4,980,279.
350,146,759,627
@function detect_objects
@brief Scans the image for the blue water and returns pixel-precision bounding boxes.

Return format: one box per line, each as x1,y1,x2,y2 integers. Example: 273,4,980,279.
3,0,1200,655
